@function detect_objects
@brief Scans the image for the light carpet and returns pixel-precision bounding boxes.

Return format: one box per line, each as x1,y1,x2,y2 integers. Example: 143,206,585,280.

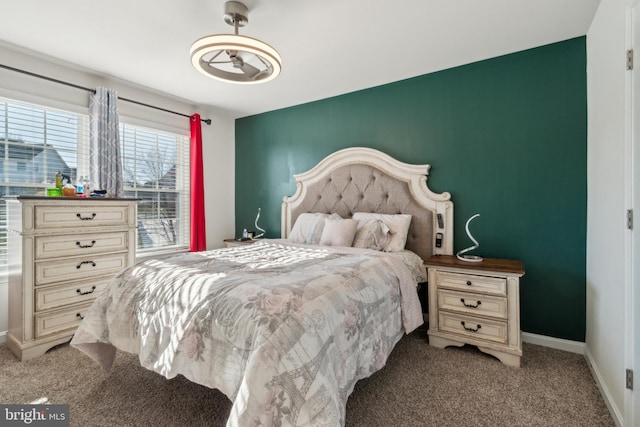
0,327,614,426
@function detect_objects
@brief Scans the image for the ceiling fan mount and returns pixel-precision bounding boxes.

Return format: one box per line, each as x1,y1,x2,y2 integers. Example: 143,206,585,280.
223,1,248,29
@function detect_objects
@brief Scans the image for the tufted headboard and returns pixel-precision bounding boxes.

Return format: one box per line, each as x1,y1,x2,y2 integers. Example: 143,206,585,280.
281,147,453,261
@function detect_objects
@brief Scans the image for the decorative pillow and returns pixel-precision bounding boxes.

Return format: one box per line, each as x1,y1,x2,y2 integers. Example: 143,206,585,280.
319,218,358,247
352,213,412,252
289,213,342,244
352,219,391,251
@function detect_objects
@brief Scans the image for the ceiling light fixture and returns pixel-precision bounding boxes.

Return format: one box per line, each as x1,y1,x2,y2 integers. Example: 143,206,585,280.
190,1,281,84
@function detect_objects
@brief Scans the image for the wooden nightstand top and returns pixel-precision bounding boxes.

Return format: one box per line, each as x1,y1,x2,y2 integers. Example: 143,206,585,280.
425,255,524,276
223,238,257,246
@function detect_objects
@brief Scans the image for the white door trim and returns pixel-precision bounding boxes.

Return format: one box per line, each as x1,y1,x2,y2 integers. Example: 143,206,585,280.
626,1,639,425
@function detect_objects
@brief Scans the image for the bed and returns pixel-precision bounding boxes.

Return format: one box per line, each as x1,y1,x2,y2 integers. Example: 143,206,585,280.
71,147,454,426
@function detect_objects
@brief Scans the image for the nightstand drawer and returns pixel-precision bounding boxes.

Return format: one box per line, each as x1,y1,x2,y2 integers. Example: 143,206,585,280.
34,205,131,230
35,231,129,259
35,278,111,311
34,302,93,338
438,289,507,320
438,311,508,344
436,271,506,296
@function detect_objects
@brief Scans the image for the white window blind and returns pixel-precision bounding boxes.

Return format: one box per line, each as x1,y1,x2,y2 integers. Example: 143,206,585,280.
0,98,89,289
121,124,190,251
0,99,87,189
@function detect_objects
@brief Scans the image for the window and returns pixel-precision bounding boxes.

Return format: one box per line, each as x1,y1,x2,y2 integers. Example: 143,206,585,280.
0,99,85,191
121,124,190,251
0,96,191,267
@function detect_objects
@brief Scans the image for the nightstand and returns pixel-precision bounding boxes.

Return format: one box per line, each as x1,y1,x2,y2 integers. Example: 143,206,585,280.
425,255,525,367
223,238,257,248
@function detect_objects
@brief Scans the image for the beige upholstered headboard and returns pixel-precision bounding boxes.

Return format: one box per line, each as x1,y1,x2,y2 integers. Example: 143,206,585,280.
281,147,453,261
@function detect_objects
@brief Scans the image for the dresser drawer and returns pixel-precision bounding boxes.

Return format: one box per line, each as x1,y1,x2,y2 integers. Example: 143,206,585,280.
34,302,93,338
35,231,129,259
34,205,132,230
438,311,508,344
436,271,506,296
35,252,128,285
35,277,112,311
438,289,507,320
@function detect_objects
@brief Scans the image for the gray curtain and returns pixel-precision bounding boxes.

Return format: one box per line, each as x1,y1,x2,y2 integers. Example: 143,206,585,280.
89,86,123,198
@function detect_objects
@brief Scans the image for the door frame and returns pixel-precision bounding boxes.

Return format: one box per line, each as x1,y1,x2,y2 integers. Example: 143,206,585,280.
626,1,639,425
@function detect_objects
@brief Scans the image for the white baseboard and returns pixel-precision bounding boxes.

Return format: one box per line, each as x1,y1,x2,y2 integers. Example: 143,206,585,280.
521,332,585,354
584,346,623,427
0,330,6,345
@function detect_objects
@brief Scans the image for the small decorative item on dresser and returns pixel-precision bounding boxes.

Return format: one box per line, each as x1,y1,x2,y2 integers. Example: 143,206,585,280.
425,255,525,367
81,175,90,197
62,183,76,197
46,188,61,197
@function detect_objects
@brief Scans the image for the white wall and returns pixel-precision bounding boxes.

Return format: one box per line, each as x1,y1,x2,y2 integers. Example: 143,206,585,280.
0,41,236,343
586,0,629,424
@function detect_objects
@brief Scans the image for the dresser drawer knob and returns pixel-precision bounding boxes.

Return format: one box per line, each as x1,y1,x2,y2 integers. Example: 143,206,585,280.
76,286,97,296
76,313,85,320
76,213,96,220
461,321,481,332
76,260,96,269
76,240,96,248
460,298,481,308
466,280,472,286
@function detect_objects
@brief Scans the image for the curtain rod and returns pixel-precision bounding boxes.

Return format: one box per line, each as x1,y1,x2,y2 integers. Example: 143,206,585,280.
0,63,212,125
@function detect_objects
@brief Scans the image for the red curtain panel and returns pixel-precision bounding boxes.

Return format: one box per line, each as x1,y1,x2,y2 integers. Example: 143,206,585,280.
190,114,206,251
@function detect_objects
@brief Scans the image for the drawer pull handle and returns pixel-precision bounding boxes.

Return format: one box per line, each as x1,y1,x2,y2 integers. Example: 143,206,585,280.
76,313,85,320
76,213,96,220
76,240,96,248
466,280,472,286
460,298,481,309
76,260,96,269
77,286,97,295
461,321,481,332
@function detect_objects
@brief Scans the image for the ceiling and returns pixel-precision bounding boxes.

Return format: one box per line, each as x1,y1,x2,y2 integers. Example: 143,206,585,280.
0,0,600,118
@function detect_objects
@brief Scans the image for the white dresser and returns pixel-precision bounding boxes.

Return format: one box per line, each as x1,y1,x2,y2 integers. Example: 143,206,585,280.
425,255,525,367
6,196,137,361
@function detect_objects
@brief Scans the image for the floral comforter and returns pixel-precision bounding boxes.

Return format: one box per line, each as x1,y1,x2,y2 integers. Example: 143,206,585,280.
71,239,425,427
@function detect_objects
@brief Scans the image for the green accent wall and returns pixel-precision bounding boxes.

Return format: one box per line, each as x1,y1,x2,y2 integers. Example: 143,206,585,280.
235,37,587,341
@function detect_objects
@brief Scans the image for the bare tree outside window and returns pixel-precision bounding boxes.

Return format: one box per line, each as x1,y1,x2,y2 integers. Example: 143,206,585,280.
121,125,189,250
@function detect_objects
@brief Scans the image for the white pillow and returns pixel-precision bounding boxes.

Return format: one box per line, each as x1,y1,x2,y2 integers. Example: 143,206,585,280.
352,213,412,252
319,218,358,247
352,219,391,251
289,213,342,244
